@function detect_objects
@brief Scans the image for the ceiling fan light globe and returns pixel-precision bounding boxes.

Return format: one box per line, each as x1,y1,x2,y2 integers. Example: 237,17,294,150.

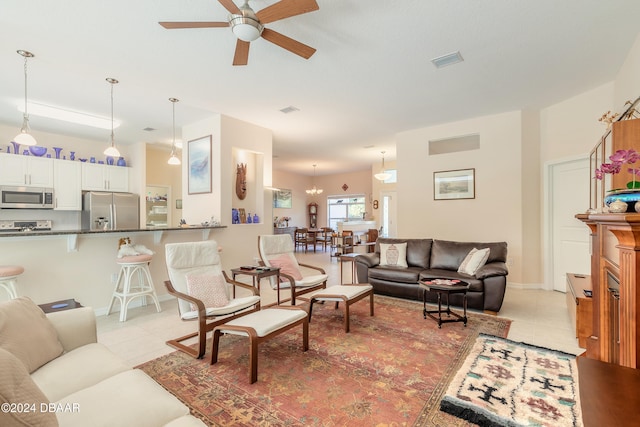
230,16,263,41
13,130,37,147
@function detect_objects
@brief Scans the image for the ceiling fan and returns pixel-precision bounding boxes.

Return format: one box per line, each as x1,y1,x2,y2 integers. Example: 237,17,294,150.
159,0,319,66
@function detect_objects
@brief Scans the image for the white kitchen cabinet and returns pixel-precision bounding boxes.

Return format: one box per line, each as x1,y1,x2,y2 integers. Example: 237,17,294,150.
0,154,54,187
81,163,129,192
53,160,81,210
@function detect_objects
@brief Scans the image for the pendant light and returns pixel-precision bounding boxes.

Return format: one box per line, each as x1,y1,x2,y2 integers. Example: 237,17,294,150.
13,50,37,146
374,151,392,181
103,78,121,157
167,98,181,165
306,164,323,195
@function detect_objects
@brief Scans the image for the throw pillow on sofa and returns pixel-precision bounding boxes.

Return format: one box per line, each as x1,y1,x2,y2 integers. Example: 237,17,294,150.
185,273,230,310
380,243,408,268
458,248,490,275
0,347,59,427
0,297,63,373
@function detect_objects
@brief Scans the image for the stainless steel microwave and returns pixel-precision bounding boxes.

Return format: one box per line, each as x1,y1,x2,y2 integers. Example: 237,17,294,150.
0,186,54,209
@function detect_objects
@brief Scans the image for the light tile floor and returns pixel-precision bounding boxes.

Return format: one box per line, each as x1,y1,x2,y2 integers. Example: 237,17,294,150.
96,249,582,366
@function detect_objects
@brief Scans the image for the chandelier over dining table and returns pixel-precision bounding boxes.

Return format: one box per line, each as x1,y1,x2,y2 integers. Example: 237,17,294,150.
306,164,323,195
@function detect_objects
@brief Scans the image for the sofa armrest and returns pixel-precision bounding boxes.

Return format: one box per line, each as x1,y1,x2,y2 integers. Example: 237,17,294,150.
475,262,508,280
46,307,97,353
355,253,380,268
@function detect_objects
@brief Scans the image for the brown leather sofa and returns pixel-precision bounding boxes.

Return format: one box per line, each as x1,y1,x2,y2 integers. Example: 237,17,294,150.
355,238,508,313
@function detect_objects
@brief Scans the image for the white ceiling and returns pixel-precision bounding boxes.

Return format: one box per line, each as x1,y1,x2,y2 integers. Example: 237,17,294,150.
1,0,639,176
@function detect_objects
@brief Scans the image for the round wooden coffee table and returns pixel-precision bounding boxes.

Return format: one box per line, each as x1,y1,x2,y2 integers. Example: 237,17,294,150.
419,279,469,328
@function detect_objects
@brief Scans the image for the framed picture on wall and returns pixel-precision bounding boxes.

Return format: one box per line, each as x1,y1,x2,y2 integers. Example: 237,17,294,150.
273,189,293,208
188,135,212,194
434,168,475,200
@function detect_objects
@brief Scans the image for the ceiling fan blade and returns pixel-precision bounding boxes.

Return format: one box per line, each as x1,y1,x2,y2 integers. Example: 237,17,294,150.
261,28,316,59
233,40,250,66
159,21,229,29
218,0,241,15
256,0,319,24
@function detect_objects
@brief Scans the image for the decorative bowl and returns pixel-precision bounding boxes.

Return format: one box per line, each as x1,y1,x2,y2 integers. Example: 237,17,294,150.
29,146,47,156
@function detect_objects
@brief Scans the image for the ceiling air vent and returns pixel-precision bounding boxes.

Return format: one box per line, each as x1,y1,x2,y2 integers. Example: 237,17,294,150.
431,51,464,69
280,106,300,114
143,127,156,132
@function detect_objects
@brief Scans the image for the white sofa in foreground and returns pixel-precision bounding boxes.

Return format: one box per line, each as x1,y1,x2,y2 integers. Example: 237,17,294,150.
0,297,205,427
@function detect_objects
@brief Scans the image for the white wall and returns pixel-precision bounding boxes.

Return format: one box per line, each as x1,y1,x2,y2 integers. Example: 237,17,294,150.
615,34,640,108
396,111,525,284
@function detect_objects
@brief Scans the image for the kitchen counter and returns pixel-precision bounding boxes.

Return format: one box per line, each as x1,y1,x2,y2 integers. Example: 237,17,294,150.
0,225,227,251
0,225,226,238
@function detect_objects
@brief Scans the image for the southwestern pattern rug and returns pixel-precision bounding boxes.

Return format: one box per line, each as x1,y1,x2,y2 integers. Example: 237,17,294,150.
137,296,511,426
440,334,582,427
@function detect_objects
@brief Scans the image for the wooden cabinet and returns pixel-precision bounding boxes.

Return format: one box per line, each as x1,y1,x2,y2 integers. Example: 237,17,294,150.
53,160,81,210
611,119,640,190
81,163,129,192
566,273,593,349
0,154,53,187
308,203,318,228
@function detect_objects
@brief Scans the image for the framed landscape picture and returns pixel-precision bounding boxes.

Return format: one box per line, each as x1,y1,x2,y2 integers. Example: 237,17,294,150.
434,168,475,200
273,189,292,208
188,135,212,194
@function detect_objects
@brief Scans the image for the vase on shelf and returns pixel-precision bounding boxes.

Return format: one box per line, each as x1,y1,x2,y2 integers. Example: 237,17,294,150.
10,141,20,155
117,157,126,167
53,147,62,159
70,151,75,161
604,189,640,213
106,156,114,165
253,213,259,224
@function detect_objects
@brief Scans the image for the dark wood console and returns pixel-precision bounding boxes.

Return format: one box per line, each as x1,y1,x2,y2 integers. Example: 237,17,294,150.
566,273,593,349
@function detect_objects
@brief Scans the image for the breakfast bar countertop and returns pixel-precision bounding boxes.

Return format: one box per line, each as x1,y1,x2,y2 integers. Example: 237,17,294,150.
0,225,227,238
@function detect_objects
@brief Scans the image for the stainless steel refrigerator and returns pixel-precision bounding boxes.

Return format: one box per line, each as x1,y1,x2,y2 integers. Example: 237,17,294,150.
81,191,139,230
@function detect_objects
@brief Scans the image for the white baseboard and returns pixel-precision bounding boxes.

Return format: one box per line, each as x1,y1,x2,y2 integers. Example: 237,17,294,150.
506,281,545,290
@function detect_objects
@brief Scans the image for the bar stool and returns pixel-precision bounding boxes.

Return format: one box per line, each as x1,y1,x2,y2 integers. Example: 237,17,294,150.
0,265,23,299
107,254,161,321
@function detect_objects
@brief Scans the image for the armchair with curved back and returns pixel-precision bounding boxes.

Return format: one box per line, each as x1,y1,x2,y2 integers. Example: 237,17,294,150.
164,240,261,359
258,234,328,305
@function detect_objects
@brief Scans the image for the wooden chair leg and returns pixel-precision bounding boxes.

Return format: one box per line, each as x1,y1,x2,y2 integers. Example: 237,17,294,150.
210,329,222,365
250,337,259,384
343,297,350,332
302,317,309,351
369,292,374,316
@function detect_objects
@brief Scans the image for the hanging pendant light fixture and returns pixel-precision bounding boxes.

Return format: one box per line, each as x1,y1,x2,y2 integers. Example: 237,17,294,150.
374,151,392,181
13,50,37,147
103,78,121,157
306,164,323,195
167,98,181,165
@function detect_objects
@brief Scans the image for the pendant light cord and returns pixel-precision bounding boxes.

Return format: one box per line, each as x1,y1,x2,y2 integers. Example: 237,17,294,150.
110,81,115,146
23,55,29,121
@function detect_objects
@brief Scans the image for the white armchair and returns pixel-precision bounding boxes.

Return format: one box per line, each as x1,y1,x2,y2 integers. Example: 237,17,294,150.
258,234,328,305
164,240,261,359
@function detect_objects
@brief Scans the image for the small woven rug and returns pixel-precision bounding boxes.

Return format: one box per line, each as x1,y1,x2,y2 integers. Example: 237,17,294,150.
440,334,582,427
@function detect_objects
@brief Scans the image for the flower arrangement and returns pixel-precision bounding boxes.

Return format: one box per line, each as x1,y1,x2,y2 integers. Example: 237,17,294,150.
595,149,640,190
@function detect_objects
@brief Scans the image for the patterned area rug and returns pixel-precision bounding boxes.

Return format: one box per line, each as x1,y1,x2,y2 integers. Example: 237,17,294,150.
137,296,511,426
440,334,582,427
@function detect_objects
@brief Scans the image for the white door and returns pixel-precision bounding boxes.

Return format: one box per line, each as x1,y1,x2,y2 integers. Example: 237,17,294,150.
380,191,397,237
549,158,591,292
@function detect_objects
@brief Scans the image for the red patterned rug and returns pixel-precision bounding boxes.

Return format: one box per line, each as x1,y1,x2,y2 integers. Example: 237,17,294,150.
137,296,511,426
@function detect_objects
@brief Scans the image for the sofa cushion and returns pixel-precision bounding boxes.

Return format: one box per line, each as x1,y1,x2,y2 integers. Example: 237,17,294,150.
0,297,64,373
458,248,490,275
368,266,422,283
31,343,131,403
430,240,507,270
186,272,230,310
420,269,484,292
54,369,189,427
0,347,58,427
380,242,408,267
377,238,432,269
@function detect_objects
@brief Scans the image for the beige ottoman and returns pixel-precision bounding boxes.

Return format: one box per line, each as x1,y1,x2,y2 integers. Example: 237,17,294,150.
211,307,309,383
308,284,374,332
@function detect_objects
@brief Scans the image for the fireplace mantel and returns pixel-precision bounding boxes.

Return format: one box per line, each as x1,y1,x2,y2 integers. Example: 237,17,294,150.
577,213,640,368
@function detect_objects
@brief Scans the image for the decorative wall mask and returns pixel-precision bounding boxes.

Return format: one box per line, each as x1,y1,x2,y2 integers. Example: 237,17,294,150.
342,183,349,191
236,163,247,200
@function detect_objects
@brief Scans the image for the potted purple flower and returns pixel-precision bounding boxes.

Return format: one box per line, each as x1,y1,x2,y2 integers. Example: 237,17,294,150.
596,149,640,212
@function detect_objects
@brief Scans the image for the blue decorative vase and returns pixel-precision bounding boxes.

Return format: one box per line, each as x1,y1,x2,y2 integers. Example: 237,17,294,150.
604,190,640,213
70,151,75,161
117,157,126,167
106,156,114,165
247,213,253,224
253,213,259,223
53,147,62,159
11,141,20,155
